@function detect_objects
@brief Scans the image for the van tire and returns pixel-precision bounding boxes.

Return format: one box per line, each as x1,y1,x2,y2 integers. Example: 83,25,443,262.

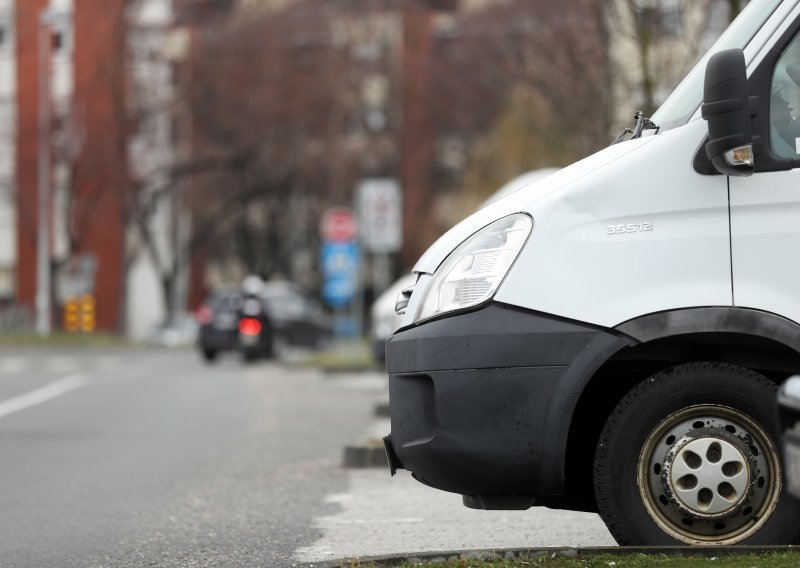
594,362,800,545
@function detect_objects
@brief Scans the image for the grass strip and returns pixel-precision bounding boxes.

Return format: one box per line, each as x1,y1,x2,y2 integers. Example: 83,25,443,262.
340,551,800,568
292,339,379,372
0,331,131,348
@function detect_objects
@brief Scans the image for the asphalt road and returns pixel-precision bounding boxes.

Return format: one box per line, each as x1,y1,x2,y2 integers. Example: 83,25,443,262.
0,346,614,567
0,347,382,567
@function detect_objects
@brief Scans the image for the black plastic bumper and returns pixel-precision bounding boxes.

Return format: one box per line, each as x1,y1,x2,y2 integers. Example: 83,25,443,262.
386,303,623,506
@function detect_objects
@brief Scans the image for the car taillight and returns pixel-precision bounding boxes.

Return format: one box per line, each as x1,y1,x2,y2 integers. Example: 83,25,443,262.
196,306,213,325
238,317,262,336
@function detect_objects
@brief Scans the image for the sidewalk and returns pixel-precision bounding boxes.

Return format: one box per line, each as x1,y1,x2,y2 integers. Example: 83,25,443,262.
297,385,615,564
295,468,615,564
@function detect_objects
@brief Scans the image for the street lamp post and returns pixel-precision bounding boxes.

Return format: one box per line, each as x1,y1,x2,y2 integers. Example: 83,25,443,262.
36,8,70,337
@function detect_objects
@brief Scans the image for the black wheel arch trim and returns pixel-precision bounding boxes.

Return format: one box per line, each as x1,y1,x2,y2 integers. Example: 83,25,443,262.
538,332,633,494
615,307,800,354
541,306,800,496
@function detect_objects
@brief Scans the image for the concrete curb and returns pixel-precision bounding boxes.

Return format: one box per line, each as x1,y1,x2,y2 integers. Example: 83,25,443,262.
300,545,800,567
342,439,388,469
322,365,377,375
342,402,391,468
374,402,390,418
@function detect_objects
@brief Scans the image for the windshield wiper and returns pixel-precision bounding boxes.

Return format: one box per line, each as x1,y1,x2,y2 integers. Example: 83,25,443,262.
611,111,660,145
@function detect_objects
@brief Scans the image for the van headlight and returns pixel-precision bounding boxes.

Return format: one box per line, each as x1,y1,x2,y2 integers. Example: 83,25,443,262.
416,213,533,322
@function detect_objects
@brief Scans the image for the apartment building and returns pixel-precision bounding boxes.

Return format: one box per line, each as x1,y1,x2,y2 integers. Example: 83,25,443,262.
10,0,196,336
126,0,193,339
0,0,14,302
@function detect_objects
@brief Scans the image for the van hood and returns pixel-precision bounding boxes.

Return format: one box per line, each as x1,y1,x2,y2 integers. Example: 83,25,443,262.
412,136,656,274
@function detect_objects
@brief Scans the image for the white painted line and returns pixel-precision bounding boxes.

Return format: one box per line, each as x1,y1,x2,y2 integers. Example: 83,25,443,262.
0,358,28,374
0,374,89,420
44,357,78,373
94,356,120,371
322,518,423,525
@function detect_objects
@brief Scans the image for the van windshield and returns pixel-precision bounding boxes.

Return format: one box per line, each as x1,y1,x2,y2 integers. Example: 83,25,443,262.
651,0,783,131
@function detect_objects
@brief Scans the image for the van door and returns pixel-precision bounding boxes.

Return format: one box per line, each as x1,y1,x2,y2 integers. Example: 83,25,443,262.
729,20,800,324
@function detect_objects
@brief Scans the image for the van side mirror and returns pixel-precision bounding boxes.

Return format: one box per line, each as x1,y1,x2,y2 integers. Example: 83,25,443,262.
701,49,754,176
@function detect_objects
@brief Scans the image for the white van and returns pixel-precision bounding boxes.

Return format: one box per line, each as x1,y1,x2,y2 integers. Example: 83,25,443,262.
384,0,800,546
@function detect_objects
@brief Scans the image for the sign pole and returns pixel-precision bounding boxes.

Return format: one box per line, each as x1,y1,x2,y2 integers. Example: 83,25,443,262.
373,253,391,296
36,12,52,337
352,246,364,338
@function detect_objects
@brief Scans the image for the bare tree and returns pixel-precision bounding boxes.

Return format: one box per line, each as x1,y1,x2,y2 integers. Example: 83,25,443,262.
420,0,613,219
185,1,400,286
152,0,744,292
606,0,739,122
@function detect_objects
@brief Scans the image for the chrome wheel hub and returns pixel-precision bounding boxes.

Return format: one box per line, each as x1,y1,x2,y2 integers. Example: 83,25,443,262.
663,433,752,519
637,405,781,544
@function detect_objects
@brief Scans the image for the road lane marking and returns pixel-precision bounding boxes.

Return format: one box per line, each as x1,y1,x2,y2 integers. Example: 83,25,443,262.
44,357,79,373
94,356,121,371
0,374,89,419
0,358,28,374
322,518,423,525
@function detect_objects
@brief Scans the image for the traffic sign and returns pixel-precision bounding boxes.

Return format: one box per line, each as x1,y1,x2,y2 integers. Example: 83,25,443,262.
80,294,96,332
321,242,360,308
322,276,357,309
64,299,79,332
356,179,402,253
63,294,96,333
320,207,358,243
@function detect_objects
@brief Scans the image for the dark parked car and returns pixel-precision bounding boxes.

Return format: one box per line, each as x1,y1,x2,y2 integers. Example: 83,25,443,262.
258,281,332,350
196,281,331,363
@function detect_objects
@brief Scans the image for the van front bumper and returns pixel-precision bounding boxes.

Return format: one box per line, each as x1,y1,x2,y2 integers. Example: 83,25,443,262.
385,303,619,507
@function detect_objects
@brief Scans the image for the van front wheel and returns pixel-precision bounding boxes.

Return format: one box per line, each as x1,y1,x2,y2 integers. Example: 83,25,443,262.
594,362,800,545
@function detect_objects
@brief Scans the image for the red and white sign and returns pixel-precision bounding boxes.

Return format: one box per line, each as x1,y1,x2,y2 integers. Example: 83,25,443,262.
320,207,358,242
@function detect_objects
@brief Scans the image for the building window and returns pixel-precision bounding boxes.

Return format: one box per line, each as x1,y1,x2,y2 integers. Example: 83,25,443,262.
0,268,15,301
0,26,6,49
51,27,72,54
52,29,63,51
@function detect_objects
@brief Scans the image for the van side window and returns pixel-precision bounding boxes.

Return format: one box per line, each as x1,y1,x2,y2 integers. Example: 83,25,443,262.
770,33,800,159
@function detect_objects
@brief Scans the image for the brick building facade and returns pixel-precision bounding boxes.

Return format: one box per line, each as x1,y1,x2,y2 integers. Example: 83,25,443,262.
15,0,128,332
0,0,15,302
